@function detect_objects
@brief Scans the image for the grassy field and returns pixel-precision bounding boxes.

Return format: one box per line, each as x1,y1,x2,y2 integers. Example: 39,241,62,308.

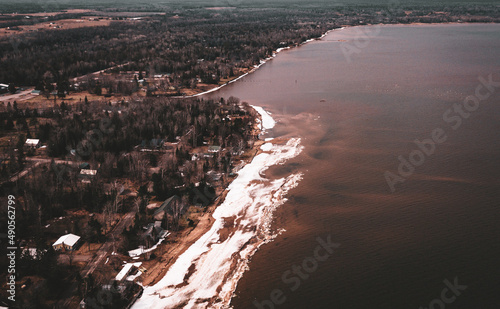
14,91,107,110
0,16,113,38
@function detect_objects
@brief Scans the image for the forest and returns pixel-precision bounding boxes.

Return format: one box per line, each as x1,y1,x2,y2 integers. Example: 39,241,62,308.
0,95,258,308
1,5,499,91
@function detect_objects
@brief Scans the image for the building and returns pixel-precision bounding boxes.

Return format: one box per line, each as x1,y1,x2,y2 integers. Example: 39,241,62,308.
31,90,41,96
208,145,221,153
115,263,138,282
153,195,184,220
140,221,167,249
25,139,40,148
79,169,97,177
79,169,97,183
52,233,81,251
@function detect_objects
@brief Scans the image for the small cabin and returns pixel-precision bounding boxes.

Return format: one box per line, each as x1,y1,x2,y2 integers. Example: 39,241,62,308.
25,139,40,149
79,169,97,177
208,146,221,153
52,233,81,251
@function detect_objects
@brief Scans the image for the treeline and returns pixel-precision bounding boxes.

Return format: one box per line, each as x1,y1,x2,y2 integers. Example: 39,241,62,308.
0,8,333,88
2,5,499,89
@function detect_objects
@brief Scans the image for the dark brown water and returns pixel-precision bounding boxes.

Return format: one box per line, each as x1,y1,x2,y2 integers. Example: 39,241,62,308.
207,24,500,309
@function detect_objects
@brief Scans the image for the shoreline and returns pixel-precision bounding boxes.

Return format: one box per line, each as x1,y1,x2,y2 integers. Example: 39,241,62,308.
133,107,304,308
171,27,342,99
132,21,499,308
172,21,498,99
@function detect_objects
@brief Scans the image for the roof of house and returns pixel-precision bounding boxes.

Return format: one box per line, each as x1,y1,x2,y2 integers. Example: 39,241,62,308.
80,169,97,176
208,145,221,152
115,263,135,281
25,138,40,146
154,195,181,216
53,233,80,247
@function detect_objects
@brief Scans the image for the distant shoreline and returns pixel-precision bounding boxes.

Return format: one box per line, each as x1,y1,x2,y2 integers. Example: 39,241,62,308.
176,21,498,99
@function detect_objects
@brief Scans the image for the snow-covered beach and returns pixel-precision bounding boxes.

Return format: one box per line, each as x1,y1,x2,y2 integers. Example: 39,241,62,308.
132,107,303,308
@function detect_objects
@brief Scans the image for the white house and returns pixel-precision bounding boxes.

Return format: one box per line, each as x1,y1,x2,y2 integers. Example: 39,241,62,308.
25,139,40,148
52,233,81,251
208,145,221,153
79,169,97,177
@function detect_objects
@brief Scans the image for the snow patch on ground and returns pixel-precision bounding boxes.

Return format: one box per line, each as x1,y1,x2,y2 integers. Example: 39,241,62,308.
251,105,276,130
260,143,273,152
128,232,170,258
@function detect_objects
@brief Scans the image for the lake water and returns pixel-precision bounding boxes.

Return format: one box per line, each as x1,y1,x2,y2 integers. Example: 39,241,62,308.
206,23,500,309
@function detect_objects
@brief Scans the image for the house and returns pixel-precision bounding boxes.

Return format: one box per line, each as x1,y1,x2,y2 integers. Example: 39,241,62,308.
31,90,41,96
208,145,221,153
207,170,221,182
25,139,40,148
115,263,138,282
52,233,81,251
140,221,167,249
79,169,97,183
79,169,97,177
153,195,185,220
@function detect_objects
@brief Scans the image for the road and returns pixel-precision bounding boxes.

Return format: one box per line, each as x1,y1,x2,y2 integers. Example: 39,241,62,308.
58,254,93,265
71,61,132,83
2,157,82,184
0,61,131,105
55,211,136,308
0,88,35,102
80,211,136,278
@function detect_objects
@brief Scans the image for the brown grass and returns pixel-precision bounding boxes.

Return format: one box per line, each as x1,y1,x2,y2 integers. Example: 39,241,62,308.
0,17,114,38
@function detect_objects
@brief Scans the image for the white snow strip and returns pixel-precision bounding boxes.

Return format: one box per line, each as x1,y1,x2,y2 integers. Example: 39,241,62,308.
132,125,303,309
251,105,276,130
128,232,170,257
260,143,273,152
